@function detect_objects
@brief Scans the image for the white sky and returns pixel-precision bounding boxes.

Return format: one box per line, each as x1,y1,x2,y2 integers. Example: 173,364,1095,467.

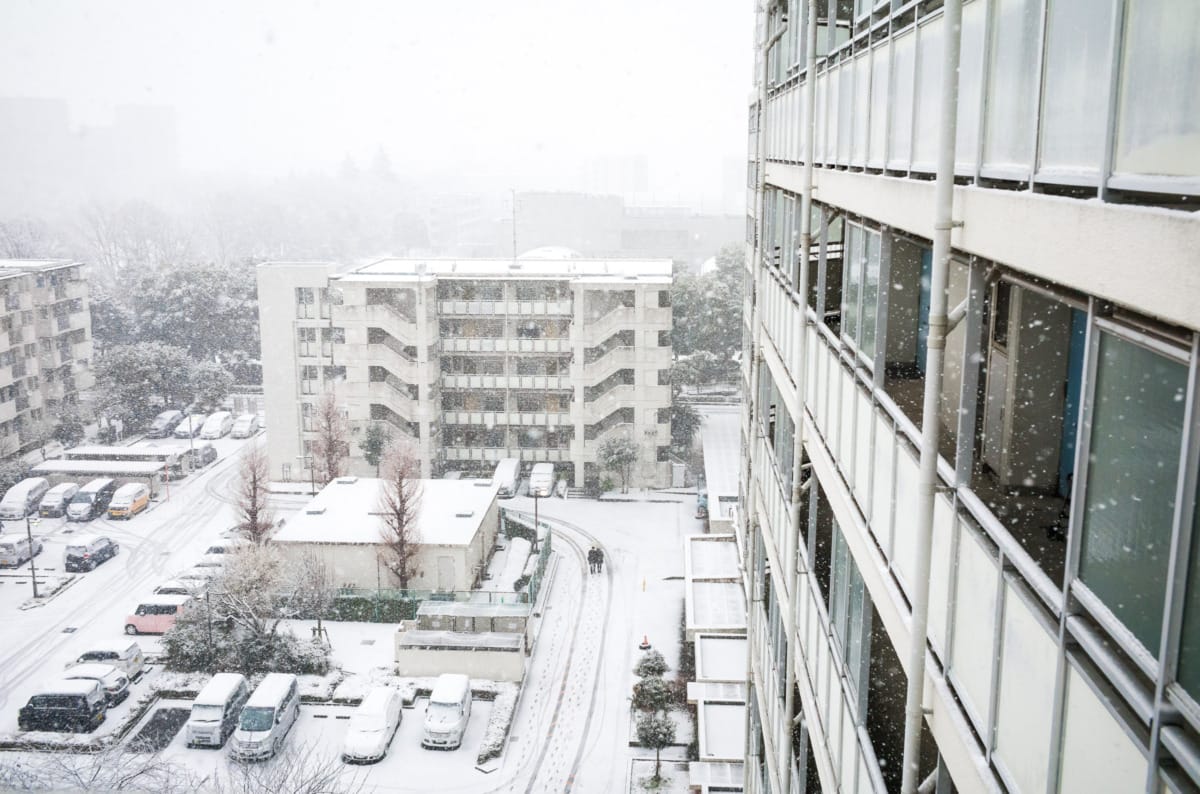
0,0,754,199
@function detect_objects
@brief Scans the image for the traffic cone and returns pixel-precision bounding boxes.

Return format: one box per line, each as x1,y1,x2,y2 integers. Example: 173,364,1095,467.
639,635,651,650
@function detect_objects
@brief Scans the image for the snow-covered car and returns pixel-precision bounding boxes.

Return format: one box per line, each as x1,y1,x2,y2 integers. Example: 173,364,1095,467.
205,538,249,556
342,686,403,763
173,413,208,439
230,414,260,439
0,536,43,567
178,566,220,584
189,442,218,468
69,641,145,679
62,662,130,706
154,579,199,596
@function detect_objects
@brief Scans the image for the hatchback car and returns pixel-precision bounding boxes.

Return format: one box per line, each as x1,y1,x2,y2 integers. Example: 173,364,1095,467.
173,413,208,439
63,663,130,706
0,536,43,567
145,410,184,439
39,482,79,518
63,535,119,572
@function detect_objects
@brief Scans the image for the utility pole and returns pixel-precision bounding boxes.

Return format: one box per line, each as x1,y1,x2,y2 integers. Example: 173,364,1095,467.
25,513,39,599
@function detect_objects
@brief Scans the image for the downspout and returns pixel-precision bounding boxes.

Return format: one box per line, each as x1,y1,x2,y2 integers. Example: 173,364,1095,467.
744,2,788,777
780,1,819,792
899,1,962,793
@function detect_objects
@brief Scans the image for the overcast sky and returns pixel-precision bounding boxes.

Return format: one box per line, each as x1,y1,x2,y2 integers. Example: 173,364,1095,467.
0,0,754,203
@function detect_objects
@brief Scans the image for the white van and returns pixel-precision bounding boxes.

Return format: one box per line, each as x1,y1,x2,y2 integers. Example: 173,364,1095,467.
0,477,50,520
529,463,554,498
422,674,471,750
200,411,233,440
230,673,300,761
39,482,79,518
186,673,250,748
492,458,521,499
342,686,403,763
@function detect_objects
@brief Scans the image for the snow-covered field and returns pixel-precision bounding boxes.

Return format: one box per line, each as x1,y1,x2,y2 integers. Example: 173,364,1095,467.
0,458,706,793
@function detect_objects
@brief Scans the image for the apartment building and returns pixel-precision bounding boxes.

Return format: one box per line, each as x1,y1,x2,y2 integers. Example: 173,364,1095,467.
0,259,94,457
741,2,1199,794
258,254,673,489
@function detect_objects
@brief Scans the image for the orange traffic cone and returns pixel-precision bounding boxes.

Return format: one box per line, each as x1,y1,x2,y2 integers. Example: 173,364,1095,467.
639,635,651,650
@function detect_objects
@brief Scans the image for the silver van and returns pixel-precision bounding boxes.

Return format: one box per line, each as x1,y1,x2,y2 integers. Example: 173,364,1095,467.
422,673,472,750
186,673,250,748
0,477,51,520
230,673,300,761
0,536,43,567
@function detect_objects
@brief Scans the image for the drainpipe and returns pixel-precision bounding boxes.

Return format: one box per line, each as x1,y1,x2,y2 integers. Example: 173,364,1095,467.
899,2,962,793
780,2,819,793
744,2,788,777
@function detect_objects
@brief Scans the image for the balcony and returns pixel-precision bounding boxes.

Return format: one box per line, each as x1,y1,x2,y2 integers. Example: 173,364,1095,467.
441,410,570,427
440,374,570,391
442,446,569,463
0,399,14,424
440,336,571,354
333,303,421,341
438,299,573,317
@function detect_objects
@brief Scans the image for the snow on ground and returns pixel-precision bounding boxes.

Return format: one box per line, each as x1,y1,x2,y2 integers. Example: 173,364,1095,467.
480,535,531,593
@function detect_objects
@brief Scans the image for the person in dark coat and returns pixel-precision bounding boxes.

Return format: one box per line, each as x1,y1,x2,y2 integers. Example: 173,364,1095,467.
587,547,598,573
594,547,604,573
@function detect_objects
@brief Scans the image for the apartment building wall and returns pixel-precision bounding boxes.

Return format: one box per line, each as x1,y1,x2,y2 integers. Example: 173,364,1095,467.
742,2,1200,794
0,260,93,459
258,257,673,488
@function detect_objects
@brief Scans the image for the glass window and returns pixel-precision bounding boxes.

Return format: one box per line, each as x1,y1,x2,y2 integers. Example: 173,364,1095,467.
1176,485,1200,701
852,52,870,167
955,0,987,172
861,231,881,359
868,43,890,168
1038,0,1117,177
1114,0,1200,179
1079,333,1187,655
912,14,943,171
843,225,862,343
982,0,1040,173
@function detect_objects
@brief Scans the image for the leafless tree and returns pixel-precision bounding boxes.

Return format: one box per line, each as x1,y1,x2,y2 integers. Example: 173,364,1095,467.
309,391,349,487
377,442,423,591
235,443,274,544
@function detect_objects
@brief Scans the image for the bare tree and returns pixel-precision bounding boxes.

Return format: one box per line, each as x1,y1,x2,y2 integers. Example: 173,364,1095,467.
377,442,423,591
309,391,349,487
235,443,274,544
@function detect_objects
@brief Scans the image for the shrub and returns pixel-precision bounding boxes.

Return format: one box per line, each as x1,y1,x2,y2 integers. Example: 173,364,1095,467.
632,676,673,714
634,649,669,679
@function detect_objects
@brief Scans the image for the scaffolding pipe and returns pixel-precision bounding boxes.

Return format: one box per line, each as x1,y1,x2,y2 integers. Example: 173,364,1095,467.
781,1,820,792
743,5,789,778
899,0,963,792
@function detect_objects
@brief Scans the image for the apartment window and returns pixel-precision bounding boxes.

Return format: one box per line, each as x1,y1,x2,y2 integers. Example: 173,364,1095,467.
297,327,317,357
831,521,872,711
658,291,671,308
323,365,347,382
841,223,881,360
320,326,344,357
301,402,314,432
318,288,331,319
658,330,670,347
296,287,315,319
657,369,670,386
982,0,1040,173
1078,332,1187,656
657,408,670,425
300,365,318,394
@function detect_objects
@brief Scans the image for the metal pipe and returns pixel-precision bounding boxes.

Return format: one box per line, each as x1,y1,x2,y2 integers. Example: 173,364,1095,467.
780,2,820,793
899,1,963,792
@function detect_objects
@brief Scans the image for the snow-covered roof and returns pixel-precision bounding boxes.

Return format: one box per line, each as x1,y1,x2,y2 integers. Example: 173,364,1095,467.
415,601,531,619
699,406,741,515
0,258,82,275
196,673,247,705
65,444,182,458
32,460,165,475
695,634,748,682
271,477,499,547
397,630,523,651
37,678,102,696
686,535,741,581
699,703,747,762
336,257,672,285
690,582,747,631
517,246,583,260
247,673,296,707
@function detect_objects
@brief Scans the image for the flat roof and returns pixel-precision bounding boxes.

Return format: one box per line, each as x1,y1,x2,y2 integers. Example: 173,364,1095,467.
690,582,748,632
397,630,523,651
699,406,741,512
337,257,672,285
37,678,101,696
0,258,82,274
416,601,531,618
696,635,749,682
33,460,164,475
687,535,741,581
271,477,498,546
65,445,181,458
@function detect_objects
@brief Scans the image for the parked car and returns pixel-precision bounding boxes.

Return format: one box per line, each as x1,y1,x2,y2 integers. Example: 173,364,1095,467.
38,482,79,518
200,411,234,440
124,595,190,635
205,538,249,556
422,674,472,750
186,673,250,748
18,679,107,733
0,477,51,520
492,458,520,499
63,663,130,706
230,673,300,761
0,536,43,567
529,463,555,498
230,414,260,439
108,483,150,519
69,641,145,679
154,579,199,596
146,410,184,439
342,686,403,763
173,413,208,439
189,442,217,468
66,478,117,522
63,535,119,572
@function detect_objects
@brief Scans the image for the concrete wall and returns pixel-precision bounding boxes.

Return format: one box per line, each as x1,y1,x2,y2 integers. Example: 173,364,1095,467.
394,642,524,682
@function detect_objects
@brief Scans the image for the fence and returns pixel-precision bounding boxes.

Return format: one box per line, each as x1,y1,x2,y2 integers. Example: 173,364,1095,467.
499,508,553,605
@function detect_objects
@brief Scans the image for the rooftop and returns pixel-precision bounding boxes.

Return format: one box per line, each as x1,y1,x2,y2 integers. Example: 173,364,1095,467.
271,477,499,547
337,256,672,285
33,460,165,475
0,258,82,276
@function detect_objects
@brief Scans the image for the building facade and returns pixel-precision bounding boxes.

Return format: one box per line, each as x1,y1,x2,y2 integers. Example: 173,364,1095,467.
0,259,93,458
741,2,1199,794
258,255,673,488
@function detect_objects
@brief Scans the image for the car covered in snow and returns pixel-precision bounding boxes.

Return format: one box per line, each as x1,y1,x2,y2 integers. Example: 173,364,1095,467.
63,662,130,706
18,679,107,733
342,686,403,763
230,414,260,439
69,641,145,679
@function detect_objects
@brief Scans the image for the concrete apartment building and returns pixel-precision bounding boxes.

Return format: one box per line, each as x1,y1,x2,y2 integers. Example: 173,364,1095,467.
258,253,673,489
740,2,1199,794
0,259,93,457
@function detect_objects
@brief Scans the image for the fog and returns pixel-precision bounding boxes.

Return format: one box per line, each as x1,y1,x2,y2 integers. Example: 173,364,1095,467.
0,0,753,212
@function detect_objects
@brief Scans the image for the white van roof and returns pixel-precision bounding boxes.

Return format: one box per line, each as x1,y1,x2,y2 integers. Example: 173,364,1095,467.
79,477,115,492
429,673,470,704
39,678,102,696
195,673,247,706
358,686,398,713
44,482,78,498
82,640,140,655
246,673,296,708
114,482,147,497
4,477,48,499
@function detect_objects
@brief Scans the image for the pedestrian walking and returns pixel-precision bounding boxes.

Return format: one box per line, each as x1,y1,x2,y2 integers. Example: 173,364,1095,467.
595,548,604,574
587,547,598,574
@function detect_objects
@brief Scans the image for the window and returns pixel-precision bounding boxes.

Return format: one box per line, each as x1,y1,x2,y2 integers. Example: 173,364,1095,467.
658,330,670,347
323,366,346,382
982,0,1040,173
297,327,317,357
300,365,318,394
1177,489,1200,704
657,408,670,425
301,402,314,432
657,369,670,386
296,287,315,319
841,223,881,359
658,291,671,308
1079,332,1187,655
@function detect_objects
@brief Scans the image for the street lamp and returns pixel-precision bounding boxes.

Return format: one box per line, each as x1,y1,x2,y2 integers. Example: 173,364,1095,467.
297,454,317,495
24,513,39,599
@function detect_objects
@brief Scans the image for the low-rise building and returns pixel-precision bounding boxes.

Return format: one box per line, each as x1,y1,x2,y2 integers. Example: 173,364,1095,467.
270,476,500,593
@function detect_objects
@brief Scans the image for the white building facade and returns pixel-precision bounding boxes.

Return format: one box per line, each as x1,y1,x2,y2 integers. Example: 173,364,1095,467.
258,255,674,488
742,2,1200,794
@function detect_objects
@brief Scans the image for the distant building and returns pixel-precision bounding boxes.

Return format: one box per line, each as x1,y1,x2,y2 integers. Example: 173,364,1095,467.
270,476,500,593
0,260,93,457
258,254,674,488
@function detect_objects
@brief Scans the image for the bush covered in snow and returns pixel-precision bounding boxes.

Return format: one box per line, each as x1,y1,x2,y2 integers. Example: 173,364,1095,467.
475,682,520,765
